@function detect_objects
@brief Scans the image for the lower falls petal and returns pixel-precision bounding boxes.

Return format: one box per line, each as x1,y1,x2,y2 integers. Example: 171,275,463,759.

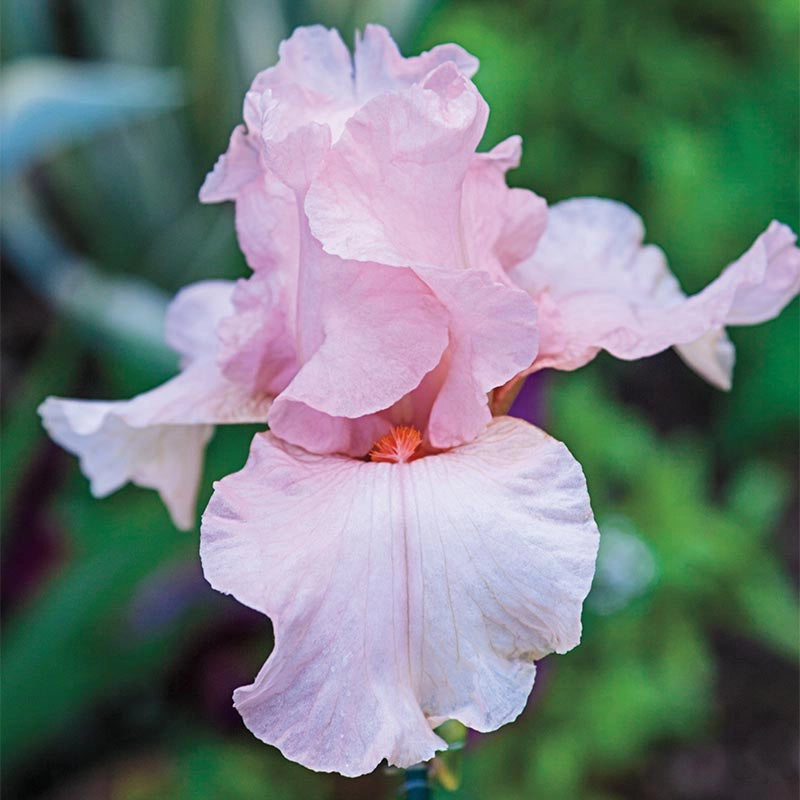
200,416,599,775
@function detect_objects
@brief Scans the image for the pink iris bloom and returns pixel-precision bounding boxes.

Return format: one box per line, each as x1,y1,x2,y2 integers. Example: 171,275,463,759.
37,22,800,778
195,24,797,774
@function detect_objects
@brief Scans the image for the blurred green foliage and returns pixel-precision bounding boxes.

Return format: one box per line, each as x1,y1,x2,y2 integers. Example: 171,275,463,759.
1,0,797,798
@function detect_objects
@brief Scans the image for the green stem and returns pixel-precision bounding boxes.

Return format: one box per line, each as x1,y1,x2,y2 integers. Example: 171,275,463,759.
402,764,430,800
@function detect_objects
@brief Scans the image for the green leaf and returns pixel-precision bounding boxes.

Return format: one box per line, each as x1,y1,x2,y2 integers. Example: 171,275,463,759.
1,58,183,177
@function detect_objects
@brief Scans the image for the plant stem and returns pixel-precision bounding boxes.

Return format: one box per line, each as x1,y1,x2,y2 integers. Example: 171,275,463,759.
402,764,430,800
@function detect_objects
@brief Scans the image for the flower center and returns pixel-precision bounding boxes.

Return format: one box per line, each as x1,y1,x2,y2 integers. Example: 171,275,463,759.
369,426,423,464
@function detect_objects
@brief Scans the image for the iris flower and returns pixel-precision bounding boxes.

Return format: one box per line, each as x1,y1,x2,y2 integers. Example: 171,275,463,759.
39,25,799,776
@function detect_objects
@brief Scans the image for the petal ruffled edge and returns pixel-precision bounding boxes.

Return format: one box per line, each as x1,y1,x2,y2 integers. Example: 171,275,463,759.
267,259,450,454
511,198,800,384
39,361,273,529
251,25,355,100
199,126,261,203
354,24,478,100
39,394,213,530
461,135,548,282
305,62,489,271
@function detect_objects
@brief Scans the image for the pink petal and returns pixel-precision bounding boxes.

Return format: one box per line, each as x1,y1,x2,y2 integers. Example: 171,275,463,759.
164,280,235,365
353,24,478,100
199,126,260,203
267,257,451,454
121,363,273,427
461,136,548,283
261,121,331,193
704,220,800,325
259,231,537,456
248,25,477,144
201,417,599,775
305,62,489,270
39,360,272,529
251,26,354,103
217,273,297,397
414,266,539,448
199,118,299,275
39,396,212,531
201,26,485,274
232,174,298,274
510,199,800,381
249,30,356,145
266,401,390,458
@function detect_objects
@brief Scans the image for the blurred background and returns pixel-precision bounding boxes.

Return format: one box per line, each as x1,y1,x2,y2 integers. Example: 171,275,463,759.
1,0,797,798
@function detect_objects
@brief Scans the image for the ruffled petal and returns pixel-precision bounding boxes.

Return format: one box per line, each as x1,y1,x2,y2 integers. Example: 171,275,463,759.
199,120,299,274
39,397,211,530
233,174,298,274
248,28,356,144
201,26,486,277
461,136,547,282
200,416,599,775
267,258,450,454
39,362,272,529
164,280,235,365
266,401,389,459
251,25,354,102
262,244,537,456
218,273,297,397
414,266,539,448
261,121,331,193
354,24,478,100
510,199,800,380
305,62,489,271
199,126,260,203
706,220,800,325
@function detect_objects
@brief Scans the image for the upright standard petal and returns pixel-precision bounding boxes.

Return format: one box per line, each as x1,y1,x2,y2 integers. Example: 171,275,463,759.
245,27,358,146
201,417,599,775
201,26,484,277
217,272,297,397
509,198,800,382
354,24,478,100
251,25,355,107
199,126,261,204
165,279,236,366
460,136,548,283
305,62,489,271
199,124,298,275
248,24,478,143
